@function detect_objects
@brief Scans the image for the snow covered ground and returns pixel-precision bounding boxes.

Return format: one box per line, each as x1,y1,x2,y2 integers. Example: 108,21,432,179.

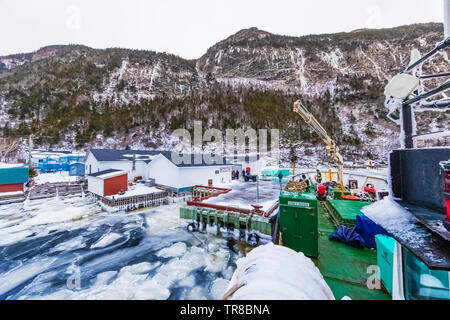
34,172,78,185
0,191,24,198
0,195,240,300
105,184,163,200
0,163,24,169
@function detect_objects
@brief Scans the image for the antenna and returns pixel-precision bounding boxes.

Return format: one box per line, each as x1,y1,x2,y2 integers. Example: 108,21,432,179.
385,0,450,148
445,0,450,39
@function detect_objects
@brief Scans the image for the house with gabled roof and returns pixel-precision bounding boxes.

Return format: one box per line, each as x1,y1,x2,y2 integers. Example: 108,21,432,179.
85,149,233,192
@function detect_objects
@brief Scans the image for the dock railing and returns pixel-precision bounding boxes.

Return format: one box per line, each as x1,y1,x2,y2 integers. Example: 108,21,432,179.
95,190,168,210
293,169,388,186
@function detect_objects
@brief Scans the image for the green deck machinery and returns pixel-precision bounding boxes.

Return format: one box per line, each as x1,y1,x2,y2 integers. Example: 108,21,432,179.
279,191,319,258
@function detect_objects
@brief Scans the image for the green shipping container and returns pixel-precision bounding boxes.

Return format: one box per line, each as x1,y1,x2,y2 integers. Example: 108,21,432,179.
375,234,396,295
279,191,319,258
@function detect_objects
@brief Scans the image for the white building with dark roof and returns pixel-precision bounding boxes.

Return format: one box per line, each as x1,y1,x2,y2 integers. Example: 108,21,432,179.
86,169,128,197
85,149,233,192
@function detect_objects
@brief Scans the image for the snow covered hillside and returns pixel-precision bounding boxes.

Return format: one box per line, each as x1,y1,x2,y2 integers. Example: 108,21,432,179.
0,23,448,163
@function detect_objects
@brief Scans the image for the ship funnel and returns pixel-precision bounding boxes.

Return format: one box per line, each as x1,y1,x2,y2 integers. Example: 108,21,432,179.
445,0,450,39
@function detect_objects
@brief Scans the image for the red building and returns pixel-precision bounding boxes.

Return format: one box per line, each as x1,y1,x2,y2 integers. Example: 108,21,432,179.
87,169,128,197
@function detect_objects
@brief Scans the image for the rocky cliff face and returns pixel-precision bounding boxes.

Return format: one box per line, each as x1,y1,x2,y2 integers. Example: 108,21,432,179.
197,24,446,93
0,23,448,164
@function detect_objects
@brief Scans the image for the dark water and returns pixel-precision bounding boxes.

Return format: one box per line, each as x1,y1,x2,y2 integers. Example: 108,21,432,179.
0,197,237,300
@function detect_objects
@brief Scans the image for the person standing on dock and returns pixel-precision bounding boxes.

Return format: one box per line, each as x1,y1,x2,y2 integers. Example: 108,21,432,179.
315,169,322,184
302,174,310,187
278,171,283,189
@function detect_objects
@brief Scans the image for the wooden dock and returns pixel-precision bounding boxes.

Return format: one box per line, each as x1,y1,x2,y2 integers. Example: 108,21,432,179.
91,190,169,212
0,181,88,206
28,181,87,200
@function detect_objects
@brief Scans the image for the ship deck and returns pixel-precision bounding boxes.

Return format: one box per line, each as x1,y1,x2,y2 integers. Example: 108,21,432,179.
313,201,391,300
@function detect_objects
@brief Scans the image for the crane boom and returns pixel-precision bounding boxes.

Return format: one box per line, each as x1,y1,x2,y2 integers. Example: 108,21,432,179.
293,101,332,144
293,100,344,191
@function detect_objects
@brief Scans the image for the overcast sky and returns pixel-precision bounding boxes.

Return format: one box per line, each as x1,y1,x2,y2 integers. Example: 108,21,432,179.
0,0,445,59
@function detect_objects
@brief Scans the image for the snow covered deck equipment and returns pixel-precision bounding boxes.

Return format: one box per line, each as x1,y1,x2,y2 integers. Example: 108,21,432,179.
180,184,279,246
222,243,335,300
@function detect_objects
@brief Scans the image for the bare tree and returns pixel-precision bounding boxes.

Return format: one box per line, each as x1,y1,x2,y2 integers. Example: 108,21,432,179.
0,138,21,162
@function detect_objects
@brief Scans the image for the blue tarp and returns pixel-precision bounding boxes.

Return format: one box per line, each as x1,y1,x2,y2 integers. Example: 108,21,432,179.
356,214,389,249
37,155,85,173
329,225,365,249
39,162,60,172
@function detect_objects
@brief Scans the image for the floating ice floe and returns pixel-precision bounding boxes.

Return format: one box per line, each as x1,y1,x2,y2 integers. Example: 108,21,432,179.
156,242,187,258
91,233,123,249
0,199,239,300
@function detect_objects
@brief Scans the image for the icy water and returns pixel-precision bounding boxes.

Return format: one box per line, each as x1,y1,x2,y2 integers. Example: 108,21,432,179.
0,195,240,300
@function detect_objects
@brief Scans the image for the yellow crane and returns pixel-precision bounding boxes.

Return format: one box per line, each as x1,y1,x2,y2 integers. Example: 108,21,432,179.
293,100,344,192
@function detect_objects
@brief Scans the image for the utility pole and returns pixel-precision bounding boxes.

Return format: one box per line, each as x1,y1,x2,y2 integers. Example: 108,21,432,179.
256,171,259,205
28,135,33,165
257,151,261,205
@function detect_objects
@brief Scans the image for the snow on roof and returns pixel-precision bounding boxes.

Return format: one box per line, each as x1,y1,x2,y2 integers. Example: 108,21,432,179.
122,154,156,160
105,184,163,200
89,149,233,167
31,155,48,159
70,162,84,166
31,151,85,159
362,198,450,267
89,149,163,164
89,169,127,179
0,163,25,169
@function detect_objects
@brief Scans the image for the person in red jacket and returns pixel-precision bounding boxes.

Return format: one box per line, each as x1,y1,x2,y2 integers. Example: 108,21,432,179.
364,183,376,198
317,184,328,201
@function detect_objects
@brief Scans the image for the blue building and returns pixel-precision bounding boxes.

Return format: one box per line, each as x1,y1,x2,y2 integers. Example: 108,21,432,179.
69,162,85,176
31,152,85,173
